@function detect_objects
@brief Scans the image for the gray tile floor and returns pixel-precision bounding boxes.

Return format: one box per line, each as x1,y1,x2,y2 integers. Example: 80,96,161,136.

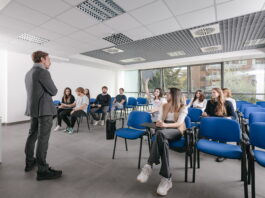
0,121,264,198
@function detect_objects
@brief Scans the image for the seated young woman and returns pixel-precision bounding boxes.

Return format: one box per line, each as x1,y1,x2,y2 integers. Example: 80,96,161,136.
54,87,75,131
222,88,237,111
61,87,89,134
187,89,207,111
144,78,166,122
137,88,188,196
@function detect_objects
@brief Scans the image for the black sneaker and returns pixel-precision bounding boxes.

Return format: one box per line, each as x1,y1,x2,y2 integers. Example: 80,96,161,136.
24,158,37,172
216,157,226,162
36,167,62,181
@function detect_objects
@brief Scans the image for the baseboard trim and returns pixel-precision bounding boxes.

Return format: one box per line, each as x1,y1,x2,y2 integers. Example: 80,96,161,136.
2,120,30,126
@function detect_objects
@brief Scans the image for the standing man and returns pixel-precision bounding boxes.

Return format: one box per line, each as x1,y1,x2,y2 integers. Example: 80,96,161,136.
24,51,62,181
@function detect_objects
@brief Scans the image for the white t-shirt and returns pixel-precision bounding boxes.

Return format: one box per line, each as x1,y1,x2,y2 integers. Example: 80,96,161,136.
226,97,237,111
76,95,89,113
149,96,167,122
188,98,207,111
158,106,188,125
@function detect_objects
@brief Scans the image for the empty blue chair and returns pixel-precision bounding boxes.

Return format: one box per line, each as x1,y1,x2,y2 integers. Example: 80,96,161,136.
136,97,148,111
249,112,265,125
193,117,248,198
243,107,265,119
112,111,152,169
125,97,137,115
249,122,265,198
236,101,250,111
256,101,265,108
76,104,90,132
240,104,257,114
114,99,127,118
188,108,203,127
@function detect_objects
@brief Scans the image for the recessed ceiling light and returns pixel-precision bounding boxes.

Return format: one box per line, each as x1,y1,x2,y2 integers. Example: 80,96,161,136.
102,47,124,54
167,51,186,57
120,57,146,63
103,33,133,45
244,38,265,46
190,23,220,38
17,33,49,45
76,0,125,22
201,45,222,53
0,0,11,10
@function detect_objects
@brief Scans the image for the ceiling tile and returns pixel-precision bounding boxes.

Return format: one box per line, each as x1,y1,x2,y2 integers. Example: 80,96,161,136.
215,0,233,4
29,28,62,40
15,0,71,17
104,13,141,32
177,7,216,29
68,31,98,43
122,26,153,40
85,23,116,38
1,2,50,25
62,0,85,6
147,17,181,36
57,8,98,29
164,0,214,16
40,19,78,35
217,0,265,21
113,0,155,11
129,1,173,25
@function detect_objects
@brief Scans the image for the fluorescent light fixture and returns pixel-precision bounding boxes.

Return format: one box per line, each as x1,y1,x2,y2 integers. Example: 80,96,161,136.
190,23,220,38
167,51,186,57
244,38,265,46
76,0,125,22
102,47,124,54
17,33,49,45
0,0,11,10
120,57,146,63
201,45,222,53
50,55,70,62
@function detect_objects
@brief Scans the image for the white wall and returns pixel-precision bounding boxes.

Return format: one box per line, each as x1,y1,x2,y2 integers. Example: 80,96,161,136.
0,50,8,123
4,51,117,123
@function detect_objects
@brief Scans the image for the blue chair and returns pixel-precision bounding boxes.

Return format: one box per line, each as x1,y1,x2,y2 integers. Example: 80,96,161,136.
53,100,61,107
249,112,265,125
112,111,152,169
236,101,250,111
256,101,265,108
248,122,265,198
186,99,191,105
169,116,195,182
188,108,203,127
76,104,90,133
125,97,137,115
136,97,148,111
192,117,248,198
89,98,96,104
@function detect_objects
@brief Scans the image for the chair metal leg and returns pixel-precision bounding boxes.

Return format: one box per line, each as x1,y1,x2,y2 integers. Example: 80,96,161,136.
76,118,80,133
185,152,188,182
125,139,128,151
242,155,249,198
251,159,255,198
86,116,90,131
193,146,197,183
197,150,200,168
190,154,193,168
138,137,143,169
147,134,151,153
112,136,117,159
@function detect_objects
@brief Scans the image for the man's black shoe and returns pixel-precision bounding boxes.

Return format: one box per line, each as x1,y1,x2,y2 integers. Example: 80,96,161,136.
36,167,62,181
24,158,37,172
216,157,226,162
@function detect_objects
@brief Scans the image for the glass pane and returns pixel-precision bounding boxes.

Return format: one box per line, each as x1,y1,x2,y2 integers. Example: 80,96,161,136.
163,67,187,91
140,69,161,92
124,70,138,92
224,59,265,94
124,92,138,98
190,63,221,92
233,94,265,103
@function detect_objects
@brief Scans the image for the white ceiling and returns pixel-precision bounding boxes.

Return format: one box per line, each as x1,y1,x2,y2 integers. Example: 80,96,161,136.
0,0,264,67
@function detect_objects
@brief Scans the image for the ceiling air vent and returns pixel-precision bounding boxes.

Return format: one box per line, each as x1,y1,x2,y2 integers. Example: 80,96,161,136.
102,47,124,54
167,51,186,57
76,0,125,22
103,33,133,45
190,23,220,38
120,57,146,63
201,45,222,53
17,33,49,45
244,38,265,46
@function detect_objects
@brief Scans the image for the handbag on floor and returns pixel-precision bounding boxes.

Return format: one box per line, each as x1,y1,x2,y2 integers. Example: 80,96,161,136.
106,119,116,140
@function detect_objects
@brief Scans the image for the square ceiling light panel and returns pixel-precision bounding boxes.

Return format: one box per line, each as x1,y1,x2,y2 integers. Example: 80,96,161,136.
18,33,50,45
103,33,133,45
102,47,124,54
120,57,146,63
76,0,125,22
190,23,220,38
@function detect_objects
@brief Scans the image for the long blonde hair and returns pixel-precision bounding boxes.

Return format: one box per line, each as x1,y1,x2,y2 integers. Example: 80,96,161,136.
211,88,227,116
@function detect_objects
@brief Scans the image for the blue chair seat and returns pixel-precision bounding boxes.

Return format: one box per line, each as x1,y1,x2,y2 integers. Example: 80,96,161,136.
253,150,265,167
169,137,185,148
115,128,145,139
191,123,200,127
197,139,242,159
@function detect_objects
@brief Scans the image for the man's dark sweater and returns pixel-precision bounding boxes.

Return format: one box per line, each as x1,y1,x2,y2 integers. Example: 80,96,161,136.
205,100,237,120
94,93,111,107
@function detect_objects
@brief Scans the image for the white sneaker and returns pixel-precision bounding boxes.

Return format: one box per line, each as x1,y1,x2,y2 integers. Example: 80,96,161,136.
54,125,62,131
99,120,105,126
93,121,99,126
137,164,152,183
156,177,172,196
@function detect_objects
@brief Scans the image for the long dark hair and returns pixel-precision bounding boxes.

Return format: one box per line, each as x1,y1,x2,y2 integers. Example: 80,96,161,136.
211,88,227,116
192,90,205,104
85,88,90,100
154,88,163,100
63,87,72,103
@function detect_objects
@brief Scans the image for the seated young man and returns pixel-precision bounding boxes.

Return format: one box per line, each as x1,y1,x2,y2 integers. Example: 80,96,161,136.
111,88,126,113
90,86,111,126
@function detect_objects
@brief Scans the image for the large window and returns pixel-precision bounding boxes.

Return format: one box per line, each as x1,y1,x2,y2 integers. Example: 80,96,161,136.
163,66,187,91
190,63,221,92
224,59,265,94
140,69,161,92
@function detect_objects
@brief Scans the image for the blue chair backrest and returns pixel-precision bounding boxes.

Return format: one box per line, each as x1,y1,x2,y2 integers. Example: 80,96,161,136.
240,103,257,113
199,117,241,142
53,100,61,106
243,107,265,119
256,101,265,108
249,112,265,125
236,101,250,110
250,122,265,149
185,116,192,129
90,98,96,104
127,111,152,130
137,97,147,105
186,99,191,105
188,108,203,122
127,97,137,106
87,104,91,113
